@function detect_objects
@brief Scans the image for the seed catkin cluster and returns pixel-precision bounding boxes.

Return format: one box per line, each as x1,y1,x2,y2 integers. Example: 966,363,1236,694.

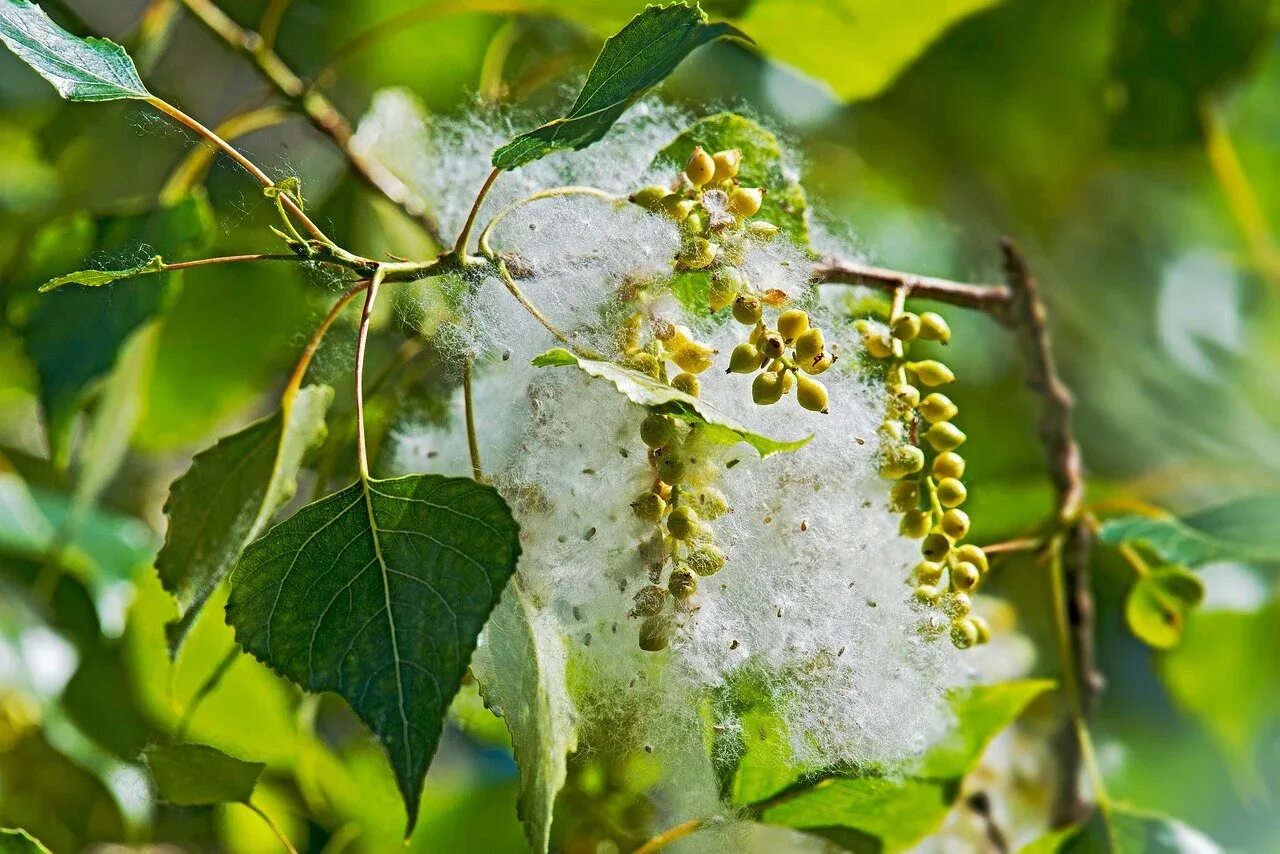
866,305,991,648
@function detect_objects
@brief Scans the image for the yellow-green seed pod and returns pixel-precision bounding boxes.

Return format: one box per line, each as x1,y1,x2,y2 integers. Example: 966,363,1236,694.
666,505,700,540
629,185,668,210
951,561,980,592
880,420,905,441
684,146,715,187
626,351,662,379
687,543,726,576
746,221,780,240
862,331,894,359
880,444,925,479
914,583,941,603
632,491,667,522
657,455,686,486
802,352,835,375
758,331,785,360
671,372,700,396
891,383,921,409
955,544,989,575
668,567,698,599
681,211,705,235
914,560,944,586
710,267,747,312
733,293,763,325
659,194,696,221
908,360,955,386
889,479,920,512
936,477,967,508
919,393,958,424
728,342,762,374
727,186,763,217
971,615,992,645
949,591,973,617
672,341,716,375
891,312,921,342
711,148,741,183
918,311,951,343
752,370,786,405
640,413,676,448
921,531,953,560
779,370,795,395
900,509,931,539
633,584,667,617
638,615,673,651
797,375,829,413
794,327,825,362
932,451,966,480
679,237,718,269
940,508,970,540
950,618,978,649
777,309,809,341
691,486,729,519
926,421,967,452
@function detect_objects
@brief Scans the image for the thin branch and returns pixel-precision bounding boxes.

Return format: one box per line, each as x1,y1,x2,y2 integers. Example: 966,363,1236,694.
163,253,301,271
161,105,293,201
811,256,1013,315
258,0,293,50
284,279,370,403
241,800,298,854
176,0,445,246
632,816,710,854
176,644,239,741
462,359,484,481
354,268,386,479
455,167,503,256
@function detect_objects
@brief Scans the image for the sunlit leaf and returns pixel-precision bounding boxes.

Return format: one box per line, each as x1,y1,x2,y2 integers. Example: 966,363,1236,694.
146,743,264,807
156,385,333,655
0,0,151,101
1124,566,1204,650
0,828,51,853
532,347,810,456
471,578,577,854
1100,494,1280,566
492,3,748,168
226,474,521,834
1021,802,1221,852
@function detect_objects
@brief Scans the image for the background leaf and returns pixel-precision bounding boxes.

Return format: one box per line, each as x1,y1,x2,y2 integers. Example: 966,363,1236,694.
492,3,747,168
146,742,265,807
1125,566,1205,650
1100,494,1280,566
38,256,163,292
1023,803,1222,852
0,828,51,854
0,0,151,101
156,385,333,654
226,474,521,833
532,347,810,456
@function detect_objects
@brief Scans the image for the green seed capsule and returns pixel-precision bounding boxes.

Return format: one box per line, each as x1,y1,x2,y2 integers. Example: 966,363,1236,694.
666,505,700,540
638,615,673,651
633,584,668,617
672,341,716,375
629,185,668,210
681,211,705,235
908,360,955,386
914,560,944,586
951,561,980,592
919,393,958,424
794,327,825,362
881,445,925,480
758,331,785,359
955,544,988,575
640,413,676,448
668,567,698,599
687,543,726,576
746,221,780,240
932,451,966,480
657,455,686,485
659,194,696,221
777,309,809,341
936,477,967,508
971,615,992,645
727,187,763,217
900,509,931,539
712,148,741,183
926,421,967,452
691,486,729,519
733,293,763,325
891,312,921,342
921,531,953,560
802,352,835,375
679,237,718,269
891,383,920,409
914,583,941,603
671,372,700,397
918,311,952,343
889,479,920,512
948,591,973,617
728,342,762,374
752,370,786,405
940,508,970,540
710,267,747,312
950,618,978,649
862,331,894,360
797,375,829,413
632,491,667,522
684,146,715,187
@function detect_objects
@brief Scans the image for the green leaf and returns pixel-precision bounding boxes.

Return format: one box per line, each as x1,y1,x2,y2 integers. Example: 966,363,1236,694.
532,347,810,456
492,3,748,168
0,0,151,101
20,193,214,463
470,578,577,854
38,256,163,292
761,777,951,850
1099,494,1280,566
156,385,333,655
652,112,810,247
1021,803,1221,853
225,474,521,834
917,678,1056,779
0,829,51,854
1124,566,1205,650
146,743,265,807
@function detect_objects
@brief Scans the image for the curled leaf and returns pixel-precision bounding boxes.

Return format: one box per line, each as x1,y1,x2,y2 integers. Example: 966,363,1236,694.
38,256,164,293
